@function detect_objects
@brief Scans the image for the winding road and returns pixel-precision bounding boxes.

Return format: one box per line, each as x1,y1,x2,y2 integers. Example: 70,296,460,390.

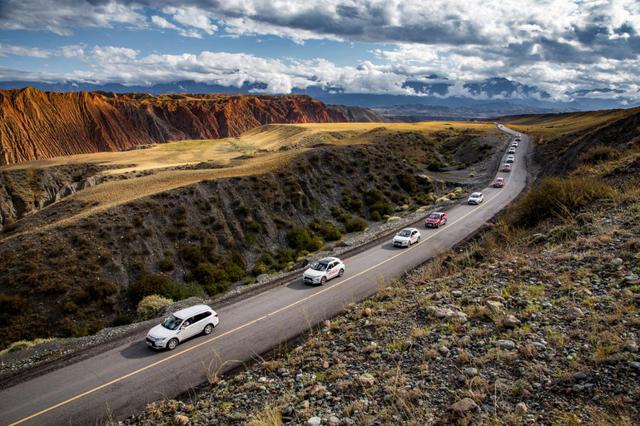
0,125,529,425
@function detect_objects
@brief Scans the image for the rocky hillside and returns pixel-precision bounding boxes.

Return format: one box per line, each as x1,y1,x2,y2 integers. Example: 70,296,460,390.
0,127,501,348
125,119,640,426
0,88,367,165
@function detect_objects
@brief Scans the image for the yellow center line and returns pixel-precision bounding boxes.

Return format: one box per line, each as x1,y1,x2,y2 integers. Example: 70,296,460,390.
10,132,524,426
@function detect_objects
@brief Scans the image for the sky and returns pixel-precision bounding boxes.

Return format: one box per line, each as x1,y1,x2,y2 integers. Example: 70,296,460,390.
0,0,639,102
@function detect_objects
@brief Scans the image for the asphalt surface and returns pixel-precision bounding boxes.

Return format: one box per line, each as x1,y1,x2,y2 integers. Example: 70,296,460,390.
0,125,529,426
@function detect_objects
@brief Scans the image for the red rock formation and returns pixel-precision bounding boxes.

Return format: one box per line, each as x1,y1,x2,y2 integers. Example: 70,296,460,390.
0,88,348,165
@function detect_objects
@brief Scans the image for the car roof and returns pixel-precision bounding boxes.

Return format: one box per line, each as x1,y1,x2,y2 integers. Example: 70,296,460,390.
319,256,340,263
400,227,418,232
496,177,504,180
430,211,445,215
173,304,213,319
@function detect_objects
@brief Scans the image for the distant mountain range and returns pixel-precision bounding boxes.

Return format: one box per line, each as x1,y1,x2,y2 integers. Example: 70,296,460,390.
1,78,638,121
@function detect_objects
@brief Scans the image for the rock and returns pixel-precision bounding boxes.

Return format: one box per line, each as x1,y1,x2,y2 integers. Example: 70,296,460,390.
307,417,322,426
328,416,340,426
452,290,463,298
438,345,450,355
502,314,521,329
610,257,624,266
623,342,638,353
449,397,480,415
485,300,504,312
624,273,640,284
515,402,528,416
496,339,516,350
567,306,584,320
425,306,468,323
463,367,479,377
174,414,190,425
358,373,376,386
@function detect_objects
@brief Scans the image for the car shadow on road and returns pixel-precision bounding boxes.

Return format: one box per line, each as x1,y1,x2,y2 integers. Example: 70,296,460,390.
120,341,159,359
381,242,405,251
287,279,316,290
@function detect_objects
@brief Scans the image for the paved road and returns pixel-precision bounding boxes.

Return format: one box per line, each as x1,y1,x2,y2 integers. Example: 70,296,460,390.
0,125,529,426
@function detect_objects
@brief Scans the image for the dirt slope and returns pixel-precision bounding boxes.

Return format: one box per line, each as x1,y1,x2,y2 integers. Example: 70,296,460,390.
0,87,351,165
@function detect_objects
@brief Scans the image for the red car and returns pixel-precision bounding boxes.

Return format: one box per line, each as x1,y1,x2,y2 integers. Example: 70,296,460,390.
502,164,512,172
493,177,505,188
425,211,448,228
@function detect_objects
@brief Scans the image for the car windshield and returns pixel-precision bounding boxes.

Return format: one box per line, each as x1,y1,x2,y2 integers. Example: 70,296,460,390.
310,262,329,271
429,213,442,219
398,230,412,237
161,315,182,330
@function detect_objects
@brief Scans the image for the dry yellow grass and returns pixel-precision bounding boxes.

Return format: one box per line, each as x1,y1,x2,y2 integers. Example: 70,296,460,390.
505,107,640,138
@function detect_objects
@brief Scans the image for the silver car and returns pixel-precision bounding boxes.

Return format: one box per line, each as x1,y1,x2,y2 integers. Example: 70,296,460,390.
146,304,219,350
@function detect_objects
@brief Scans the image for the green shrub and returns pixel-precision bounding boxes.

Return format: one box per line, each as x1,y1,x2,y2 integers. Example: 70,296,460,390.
137,295,173,320
204,280,231,296
129,273,202,302
286,226,323,252
579,145,621,165
310,219,342,241
193,262,229,286
252,262,268,275
180,245,205,268
427,160,445,171
397,172,418,193
158,257,174,272
345,217,368,233
509,176,616,227
370,211,382,221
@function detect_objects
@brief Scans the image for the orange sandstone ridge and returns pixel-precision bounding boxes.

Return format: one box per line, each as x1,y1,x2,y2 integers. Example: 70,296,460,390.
0,87,349,165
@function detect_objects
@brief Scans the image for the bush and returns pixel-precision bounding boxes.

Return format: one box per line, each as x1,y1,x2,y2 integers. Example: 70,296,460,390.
193,262,229,286
397,172,418,193
158,257,174,272
580,145,621,165
137,295,173,320
370,211,382,221
427,160,445,171
286,226,323,252
509,176,615,227
310,219,342,241
129,273,202,302
345,217,368,233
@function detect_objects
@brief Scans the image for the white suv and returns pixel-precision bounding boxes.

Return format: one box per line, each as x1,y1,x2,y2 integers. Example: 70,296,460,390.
146,304,219,350
303,257,345,285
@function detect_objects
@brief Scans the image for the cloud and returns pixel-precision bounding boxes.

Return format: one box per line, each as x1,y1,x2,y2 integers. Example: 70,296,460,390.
0,1,638,101
0,43,50,58
162,6,217,36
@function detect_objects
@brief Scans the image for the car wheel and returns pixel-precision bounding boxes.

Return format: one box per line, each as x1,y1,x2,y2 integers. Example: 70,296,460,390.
338,268,344,277
203,324,214,335
167,338,179,350
321,276,327,285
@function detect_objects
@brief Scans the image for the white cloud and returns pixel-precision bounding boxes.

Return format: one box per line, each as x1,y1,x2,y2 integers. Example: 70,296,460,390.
163,6,218,36
0,43,50,58
150,15,179,31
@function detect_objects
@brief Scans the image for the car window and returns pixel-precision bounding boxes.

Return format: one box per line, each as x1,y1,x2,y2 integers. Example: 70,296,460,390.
182,317,194,327
161,315,182,330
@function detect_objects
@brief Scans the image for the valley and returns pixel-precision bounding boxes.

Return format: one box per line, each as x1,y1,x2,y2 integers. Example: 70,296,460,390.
0,120,500,351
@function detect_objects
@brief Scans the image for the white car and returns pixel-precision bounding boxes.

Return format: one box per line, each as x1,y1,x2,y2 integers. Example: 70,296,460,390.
392,227,421,247
508,147,517,154
303,257,345,285
146,304,219,350
506,154,515,163
468,192,484,205
511,141,519,147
